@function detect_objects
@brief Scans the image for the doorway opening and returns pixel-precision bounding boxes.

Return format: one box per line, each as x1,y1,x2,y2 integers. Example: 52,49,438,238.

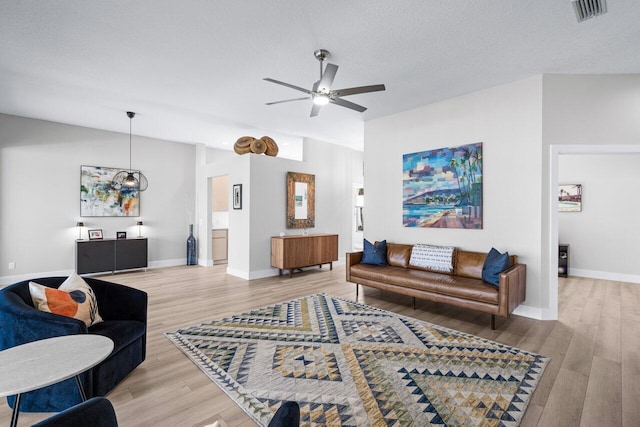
548,144,640,320
211,175,229,264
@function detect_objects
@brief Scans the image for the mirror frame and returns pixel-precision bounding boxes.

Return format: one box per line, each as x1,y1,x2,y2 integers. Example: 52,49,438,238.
286,172,315,229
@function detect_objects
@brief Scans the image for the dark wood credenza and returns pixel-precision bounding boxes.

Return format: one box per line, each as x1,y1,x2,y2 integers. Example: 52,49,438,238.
76,238,148,275
271,234,338,278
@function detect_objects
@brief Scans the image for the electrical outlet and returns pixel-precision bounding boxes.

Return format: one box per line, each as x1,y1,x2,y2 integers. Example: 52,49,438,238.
8,262,16,270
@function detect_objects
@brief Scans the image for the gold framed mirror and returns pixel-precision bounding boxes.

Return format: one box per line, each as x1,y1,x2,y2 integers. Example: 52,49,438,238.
286,172,315,229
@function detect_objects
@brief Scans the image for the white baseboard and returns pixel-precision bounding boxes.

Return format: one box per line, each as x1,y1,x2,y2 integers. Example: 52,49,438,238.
225,267,249,280
512,304,543,320
0,269,74,287
149,258,186,269
198,258,214,267
0,258,186,288
569,268,640,284
249,268,281,280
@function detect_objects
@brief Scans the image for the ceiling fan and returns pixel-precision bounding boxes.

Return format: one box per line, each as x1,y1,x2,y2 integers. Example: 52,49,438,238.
264,49,385,117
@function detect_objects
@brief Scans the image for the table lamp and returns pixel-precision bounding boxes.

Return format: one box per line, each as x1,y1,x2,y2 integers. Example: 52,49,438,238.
76,222,85,240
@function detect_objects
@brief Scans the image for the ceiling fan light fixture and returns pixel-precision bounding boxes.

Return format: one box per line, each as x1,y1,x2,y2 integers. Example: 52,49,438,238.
313,94,330,105
264,48,385,117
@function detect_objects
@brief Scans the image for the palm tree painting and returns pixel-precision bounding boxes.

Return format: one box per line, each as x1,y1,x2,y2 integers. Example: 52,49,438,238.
403,142,483,228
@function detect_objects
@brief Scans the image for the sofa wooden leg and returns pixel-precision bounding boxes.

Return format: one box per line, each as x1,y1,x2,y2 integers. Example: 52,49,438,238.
413,297,416,310
355,284,359,298
491,315,496,330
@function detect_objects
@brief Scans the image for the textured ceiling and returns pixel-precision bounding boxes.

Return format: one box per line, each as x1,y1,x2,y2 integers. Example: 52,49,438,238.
1,1,639,152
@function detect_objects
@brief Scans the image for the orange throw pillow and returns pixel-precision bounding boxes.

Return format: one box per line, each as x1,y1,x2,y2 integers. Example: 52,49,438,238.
29,273,103,327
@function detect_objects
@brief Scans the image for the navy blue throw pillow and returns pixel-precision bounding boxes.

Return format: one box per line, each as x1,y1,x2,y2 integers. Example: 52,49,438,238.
482,247,511,286
361,239,387,266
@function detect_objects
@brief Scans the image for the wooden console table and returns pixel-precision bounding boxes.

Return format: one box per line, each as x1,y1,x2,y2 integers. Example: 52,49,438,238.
76,238,148,275
271,234,338,278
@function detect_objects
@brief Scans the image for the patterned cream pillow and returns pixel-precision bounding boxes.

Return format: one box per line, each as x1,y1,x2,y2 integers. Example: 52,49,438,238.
409,244,455,273
29,273,103,327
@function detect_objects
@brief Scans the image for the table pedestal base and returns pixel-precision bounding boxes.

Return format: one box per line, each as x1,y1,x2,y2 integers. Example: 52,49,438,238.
10,374,87,427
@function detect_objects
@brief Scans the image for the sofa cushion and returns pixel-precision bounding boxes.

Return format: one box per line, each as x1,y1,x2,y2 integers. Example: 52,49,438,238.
455,250,487,280
361,239,387,265
386,243,413,268
29,274,103,327
482,248,512,286
409,244,455,273
350,264,498,305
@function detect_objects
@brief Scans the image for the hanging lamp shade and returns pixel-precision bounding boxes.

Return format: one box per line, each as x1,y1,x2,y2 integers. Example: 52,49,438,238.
112,111,148,191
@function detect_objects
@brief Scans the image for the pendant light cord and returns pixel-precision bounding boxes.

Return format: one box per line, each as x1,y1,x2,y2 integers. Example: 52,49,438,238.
129,115,132,172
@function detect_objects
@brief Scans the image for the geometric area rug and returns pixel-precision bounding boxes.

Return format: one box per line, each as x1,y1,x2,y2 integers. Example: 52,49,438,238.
165,293,549,426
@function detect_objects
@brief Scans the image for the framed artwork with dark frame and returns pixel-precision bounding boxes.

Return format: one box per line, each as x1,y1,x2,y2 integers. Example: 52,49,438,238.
233,184,242,210
286,172,315,229
116,231,127,239
88,229,103,240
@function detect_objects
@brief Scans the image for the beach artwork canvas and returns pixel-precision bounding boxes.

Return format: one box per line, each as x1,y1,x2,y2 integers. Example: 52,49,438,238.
81,165,140,217
403,142,483,228
559,184,582,212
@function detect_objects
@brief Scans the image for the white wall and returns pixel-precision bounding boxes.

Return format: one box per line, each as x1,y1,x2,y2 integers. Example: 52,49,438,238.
365,76,544,311
363,74,640,319
202,149,250,275
0,113,195,284
203,139,363,279
558,154,640,282
542,74,640,317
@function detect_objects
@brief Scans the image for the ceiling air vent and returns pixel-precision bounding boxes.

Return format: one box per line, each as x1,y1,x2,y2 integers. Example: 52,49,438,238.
572,0,607,22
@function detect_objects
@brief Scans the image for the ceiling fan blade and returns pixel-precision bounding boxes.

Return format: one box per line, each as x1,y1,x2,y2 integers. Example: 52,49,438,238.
266,97,310,105
333,84,386,97
263,78,311,94
310,102,322,117
317,63,338,92
330,97,367,113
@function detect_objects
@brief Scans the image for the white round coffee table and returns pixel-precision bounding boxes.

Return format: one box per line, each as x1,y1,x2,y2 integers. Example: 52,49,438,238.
0,334,114,427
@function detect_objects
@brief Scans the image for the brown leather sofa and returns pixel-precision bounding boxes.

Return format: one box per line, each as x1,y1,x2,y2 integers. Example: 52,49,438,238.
346,243,526,329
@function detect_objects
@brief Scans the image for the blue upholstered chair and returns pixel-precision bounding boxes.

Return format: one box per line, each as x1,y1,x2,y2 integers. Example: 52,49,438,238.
0,277,147,413
31,397,118,427
268,401,300,427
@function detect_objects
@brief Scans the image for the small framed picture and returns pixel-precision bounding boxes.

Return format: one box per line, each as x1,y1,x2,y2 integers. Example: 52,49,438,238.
88,229,103,240
116,231,127,239
558,184,582,212
233,184,242,210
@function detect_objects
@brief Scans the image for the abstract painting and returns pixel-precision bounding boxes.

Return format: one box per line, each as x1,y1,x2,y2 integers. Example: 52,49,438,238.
559,184,582,212
80,166,140,217
403,142,483,228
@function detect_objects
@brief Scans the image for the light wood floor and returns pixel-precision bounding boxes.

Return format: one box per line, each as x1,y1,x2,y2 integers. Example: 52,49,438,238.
1,265,638,426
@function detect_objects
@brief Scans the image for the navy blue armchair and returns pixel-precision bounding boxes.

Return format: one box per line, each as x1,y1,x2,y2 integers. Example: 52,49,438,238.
0,277,147,413
32,397,118,427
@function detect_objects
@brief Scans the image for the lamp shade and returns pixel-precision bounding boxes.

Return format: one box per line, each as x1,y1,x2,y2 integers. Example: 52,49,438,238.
76,222,85,240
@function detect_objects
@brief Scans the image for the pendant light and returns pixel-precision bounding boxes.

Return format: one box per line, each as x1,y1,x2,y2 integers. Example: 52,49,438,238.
112,111,148,191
